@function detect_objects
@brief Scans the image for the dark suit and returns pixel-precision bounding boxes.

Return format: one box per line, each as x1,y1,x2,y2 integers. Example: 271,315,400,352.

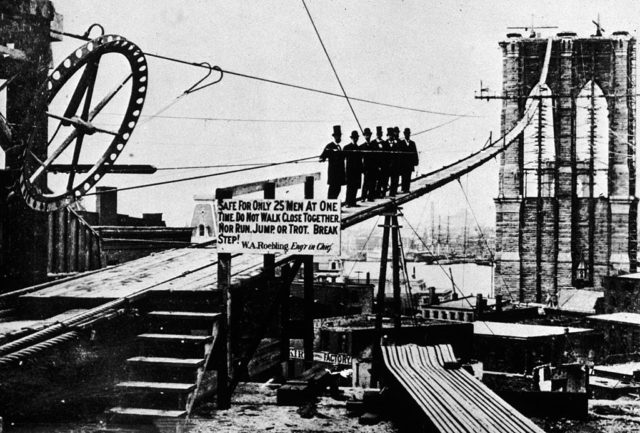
320,142,344,199
376,138,390,197
360,140,377,201
343,142,362,206
400,139,419,192
388,138,401,196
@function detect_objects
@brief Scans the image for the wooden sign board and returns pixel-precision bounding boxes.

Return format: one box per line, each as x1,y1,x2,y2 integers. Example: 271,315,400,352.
216,198,340,256
289,349,352,366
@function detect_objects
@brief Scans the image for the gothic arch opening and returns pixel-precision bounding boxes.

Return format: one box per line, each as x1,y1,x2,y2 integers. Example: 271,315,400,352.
523,84,556,197
575,80,609,197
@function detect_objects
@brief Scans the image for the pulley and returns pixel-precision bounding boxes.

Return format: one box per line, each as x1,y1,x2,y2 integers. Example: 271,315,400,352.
18,33,148,212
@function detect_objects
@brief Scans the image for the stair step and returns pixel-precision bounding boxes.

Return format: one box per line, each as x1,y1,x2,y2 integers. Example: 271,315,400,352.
108,406,187,418
116,381,196,393
137,333,213,343
148,311,221,320
127,356,204,368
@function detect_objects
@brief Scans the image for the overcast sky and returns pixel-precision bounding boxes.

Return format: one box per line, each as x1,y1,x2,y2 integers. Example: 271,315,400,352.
6,1,640,234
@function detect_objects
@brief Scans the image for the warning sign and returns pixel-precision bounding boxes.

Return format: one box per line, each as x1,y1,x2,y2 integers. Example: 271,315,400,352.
216,198,341,255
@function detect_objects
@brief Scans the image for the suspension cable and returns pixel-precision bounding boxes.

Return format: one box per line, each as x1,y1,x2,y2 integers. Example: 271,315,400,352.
401,214,496,335
455,178,514,302
301,0,362,133
83,154,320,196
50,28,480,118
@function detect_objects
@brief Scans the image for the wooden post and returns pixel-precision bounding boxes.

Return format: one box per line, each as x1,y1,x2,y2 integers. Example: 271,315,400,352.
391,212,402,339
47,212,54,275
57,209,66,273
372,213,391,386
77,226,86,272
216,187,233,409
262,182,284,376
69,212,78,273
303,176,315,368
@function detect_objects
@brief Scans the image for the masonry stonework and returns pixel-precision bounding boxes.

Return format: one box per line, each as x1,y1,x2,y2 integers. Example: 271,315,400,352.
495,32,637,299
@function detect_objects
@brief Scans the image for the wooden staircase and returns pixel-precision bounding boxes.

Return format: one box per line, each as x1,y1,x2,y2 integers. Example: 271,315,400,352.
108,310,220,421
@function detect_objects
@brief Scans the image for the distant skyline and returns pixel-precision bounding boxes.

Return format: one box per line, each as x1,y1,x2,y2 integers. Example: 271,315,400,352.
2,1,639,233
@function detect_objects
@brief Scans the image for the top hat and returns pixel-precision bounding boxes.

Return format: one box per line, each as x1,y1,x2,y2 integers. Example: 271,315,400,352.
404,127,411,134
394,126,400,134
332,125,342,135
363,127,372,136
376,126,383,136
350,130,359,139
386,127,394,136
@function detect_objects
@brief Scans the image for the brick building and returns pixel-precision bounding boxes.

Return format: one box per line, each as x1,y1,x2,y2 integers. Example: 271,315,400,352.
495,31,637,303
0,1,62,289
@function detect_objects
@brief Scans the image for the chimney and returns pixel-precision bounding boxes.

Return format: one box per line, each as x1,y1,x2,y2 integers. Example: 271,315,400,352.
476,294,484,319
96,186,117,225
452,292,459,300
428,287,438,305
495,295,503,313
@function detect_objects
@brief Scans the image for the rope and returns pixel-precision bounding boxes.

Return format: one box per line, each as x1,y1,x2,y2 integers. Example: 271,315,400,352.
456,178,514,303
0,331,79,367
82,154,320,196
345,216,380,279
50,28,480,118
301,0,362,133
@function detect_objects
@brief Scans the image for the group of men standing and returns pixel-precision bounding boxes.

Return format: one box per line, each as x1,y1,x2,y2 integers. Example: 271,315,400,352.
320,125,419,207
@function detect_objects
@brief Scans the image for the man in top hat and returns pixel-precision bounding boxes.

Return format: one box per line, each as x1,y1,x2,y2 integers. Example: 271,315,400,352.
360,127,377,201
373,126,389,197
400,127,419,193
343,130,362,207
387,127,401,196
320,125,345,199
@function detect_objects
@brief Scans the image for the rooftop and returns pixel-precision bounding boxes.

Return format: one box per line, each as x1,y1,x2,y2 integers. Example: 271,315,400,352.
474,321,593,339
588,312,640,325
594,362,640,379
556,289,603,314
432,295,497,310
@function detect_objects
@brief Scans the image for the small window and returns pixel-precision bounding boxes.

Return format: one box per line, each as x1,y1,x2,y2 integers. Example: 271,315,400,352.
466,313,473,322
198,224,205,236
458,312,465,321
433,311,439,319
331,262,337,270
206,225,212,236
424,310,430,319
441,311,447,320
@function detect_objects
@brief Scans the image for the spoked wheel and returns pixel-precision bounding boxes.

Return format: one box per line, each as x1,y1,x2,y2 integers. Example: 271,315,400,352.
19,34,148,211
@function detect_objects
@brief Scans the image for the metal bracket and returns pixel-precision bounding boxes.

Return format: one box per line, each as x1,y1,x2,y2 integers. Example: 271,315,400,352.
184,62,224,94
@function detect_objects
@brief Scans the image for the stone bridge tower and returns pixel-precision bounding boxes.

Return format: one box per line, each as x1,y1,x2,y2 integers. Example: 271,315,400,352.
495,31,637,302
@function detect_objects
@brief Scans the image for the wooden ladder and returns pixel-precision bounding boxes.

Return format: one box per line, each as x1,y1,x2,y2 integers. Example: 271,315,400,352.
108,310,220,421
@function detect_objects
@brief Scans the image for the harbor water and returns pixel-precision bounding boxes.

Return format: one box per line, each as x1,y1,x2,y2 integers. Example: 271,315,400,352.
342,261,494,298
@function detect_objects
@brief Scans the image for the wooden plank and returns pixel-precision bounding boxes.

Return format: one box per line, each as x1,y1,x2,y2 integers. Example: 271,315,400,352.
148,311,221,320
137,333,213,342
69,213,78,273
47,212,54,275
108,407,186,418
77,226,86,272
195,172,321,199
56,209,66,273
116,381,196,393
0,44,27,61
127,357,204,368
20,248,204,299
